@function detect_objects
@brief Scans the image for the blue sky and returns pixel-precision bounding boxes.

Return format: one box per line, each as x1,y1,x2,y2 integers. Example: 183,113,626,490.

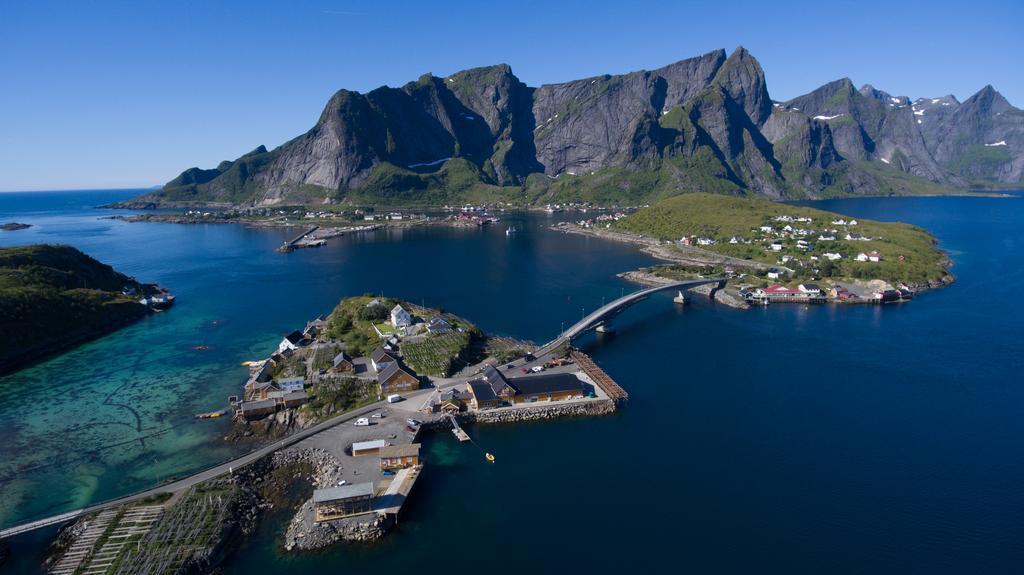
2,0,1022,191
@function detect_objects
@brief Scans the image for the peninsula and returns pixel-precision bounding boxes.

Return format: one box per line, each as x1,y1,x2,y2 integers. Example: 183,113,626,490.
557,193,954,306
0,244,173,375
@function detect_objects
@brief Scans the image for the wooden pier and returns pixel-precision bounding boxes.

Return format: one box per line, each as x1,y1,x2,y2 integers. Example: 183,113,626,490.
448,415,470,442
571,350,629,401
277,225,320,252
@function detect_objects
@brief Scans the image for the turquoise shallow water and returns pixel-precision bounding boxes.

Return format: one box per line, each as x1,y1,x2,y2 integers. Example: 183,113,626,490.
3,191,1024,573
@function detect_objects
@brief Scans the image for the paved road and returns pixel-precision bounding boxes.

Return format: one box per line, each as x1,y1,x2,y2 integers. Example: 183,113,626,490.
0,397,405,539
535,278,724,355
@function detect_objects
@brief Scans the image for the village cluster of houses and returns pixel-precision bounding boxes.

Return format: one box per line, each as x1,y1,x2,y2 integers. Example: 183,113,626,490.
574,211,629,229
743,282,914,304
235,301,467,421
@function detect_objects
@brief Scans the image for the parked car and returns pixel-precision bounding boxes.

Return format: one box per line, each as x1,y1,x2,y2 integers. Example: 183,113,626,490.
386,394,402,403
406,418,421,427
354,417,369,426
521,367,529,374
530,366,545,373
337,480,348,486
371,413,384,418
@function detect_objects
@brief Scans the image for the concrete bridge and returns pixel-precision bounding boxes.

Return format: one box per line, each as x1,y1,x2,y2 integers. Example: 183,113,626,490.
536,278,725,356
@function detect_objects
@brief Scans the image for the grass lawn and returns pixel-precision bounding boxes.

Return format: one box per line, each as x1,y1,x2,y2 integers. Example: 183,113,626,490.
615,193,950,286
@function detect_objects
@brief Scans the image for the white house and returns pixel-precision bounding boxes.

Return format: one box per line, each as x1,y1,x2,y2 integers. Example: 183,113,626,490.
798,283,822,296
697,237,716,246
770,242,784,251
767,269,783,280
391,304,413,328
818,233,836,241
856,251,882,262
278,330,304,354
823,252,842,261
831,218,847,225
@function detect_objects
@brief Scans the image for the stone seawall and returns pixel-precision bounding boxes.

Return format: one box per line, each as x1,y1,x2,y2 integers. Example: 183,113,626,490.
444,399,618,426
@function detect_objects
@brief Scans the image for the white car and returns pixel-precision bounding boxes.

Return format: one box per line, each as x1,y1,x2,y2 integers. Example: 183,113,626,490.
337,480,348,486
371,413,384,418
354,417,369,426
530,366,544,373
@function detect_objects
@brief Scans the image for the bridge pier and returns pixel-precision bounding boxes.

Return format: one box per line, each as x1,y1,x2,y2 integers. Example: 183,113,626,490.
707,280,728,300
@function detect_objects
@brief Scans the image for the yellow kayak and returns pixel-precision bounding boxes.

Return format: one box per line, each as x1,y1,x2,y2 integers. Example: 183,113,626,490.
485,453,495,463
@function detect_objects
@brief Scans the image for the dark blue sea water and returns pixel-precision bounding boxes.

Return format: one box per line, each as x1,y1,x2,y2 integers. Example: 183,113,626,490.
2,190,1023,573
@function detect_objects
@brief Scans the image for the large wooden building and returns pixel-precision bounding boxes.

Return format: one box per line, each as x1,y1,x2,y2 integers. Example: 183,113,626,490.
465,365,519,409
379,443,420,471
508,373,585,403
313,482,375,521
378,361,420,394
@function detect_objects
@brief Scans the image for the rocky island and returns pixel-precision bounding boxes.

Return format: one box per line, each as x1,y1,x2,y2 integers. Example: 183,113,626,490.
39,293,627,570
0,244,173,375
1,222,31,231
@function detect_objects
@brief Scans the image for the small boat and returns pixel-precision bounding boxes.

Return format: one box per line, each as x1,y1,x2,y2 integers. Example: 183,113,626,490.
485,453,496,463
194,409,227,420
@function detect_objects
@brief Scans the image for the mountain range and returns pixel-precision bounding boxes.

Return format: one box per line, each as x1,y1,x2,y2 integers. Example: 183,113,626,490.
125,47,1023,208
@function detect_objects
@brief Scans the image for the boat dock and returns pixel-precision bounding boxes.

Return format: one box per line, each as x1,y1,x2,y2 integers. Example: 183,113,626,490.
277,225,320,252
375,464,423,518
571,350,629,401
448,414,470,442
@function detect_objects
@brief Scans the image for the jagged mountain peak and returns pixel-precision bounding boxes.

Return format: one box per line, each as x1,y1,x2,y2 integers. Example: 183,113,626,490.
127,48,1021,209
712,46,773,125
964,84,1012,112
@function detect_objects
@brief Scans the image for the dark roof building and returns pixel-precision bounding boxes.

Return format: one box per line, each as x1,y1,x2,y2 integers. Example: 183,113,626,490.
332,351,353,370
467,380,499,408
508,373,585,400
480,365,516,398
378,361,419,393
371,346,397,368
426,316,452,334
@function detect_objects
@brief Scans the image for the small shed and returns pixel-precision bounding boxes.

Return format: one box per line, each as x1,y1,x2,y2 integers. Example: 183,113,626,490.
238,399,277,420
351,439,388,457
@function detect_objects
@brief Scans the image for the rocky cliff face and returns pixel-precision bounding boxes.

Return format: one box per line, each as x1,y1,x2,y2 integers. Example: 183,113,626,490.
916,86,1024,184
131,47,1021,208
783,79,963,186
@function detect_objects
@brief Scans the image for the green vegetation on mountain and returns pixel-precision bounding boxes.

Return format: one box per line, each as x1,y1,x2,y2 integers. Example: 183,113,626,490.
615,193,950,285
0,245,152,375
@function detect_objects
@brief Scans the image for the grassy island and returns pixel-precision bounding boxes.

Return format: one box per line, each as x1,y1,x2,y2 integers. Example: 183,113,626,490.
0,244,155,375
610,193,952,289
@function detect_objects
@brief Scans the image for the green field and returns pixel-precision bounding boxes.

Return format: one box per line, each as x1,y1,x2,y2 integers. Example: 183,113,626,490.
615,193,951,286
